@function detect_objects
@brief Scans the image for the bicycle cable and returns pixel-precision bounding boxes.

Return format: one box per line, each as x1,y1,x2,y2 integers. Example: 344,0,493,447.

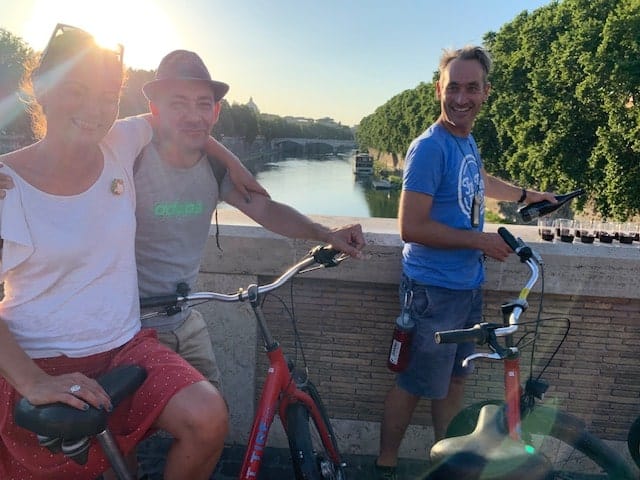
523,263,572,383
259,282,309,375
528,262,546,374
286,280,309,374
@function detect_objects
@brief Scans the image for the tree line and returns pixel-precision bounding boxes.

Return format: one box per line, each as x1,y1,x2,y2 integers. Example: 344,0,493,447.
0,29,353,147
356,0,639,220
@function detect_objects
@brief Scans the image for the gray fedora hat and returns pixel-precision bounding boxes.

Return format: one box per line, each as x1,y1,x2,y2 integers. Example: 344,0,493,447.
142,50,229,102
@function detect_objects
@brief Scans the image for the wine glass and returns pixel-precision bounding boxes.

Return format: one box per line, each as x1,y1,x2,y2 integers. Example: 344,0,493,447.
538,217,555,241
598,221,614,243
618,222,635,245
579,220,595,244
558,219,575,243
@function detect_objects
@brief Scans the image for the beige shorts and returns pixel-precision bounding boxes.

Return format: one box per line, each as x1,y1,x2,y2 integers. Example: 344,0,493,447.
155,309,223,392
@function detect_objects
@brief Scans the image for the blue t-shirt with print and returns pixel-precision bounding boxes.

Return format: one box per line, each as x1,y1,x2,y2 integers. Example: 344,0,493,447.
402,122,486,290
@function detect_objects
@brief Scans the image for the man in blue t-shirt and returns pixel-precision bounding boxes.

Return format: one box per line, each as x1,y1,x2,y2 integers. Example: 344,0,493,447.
373,46,556,480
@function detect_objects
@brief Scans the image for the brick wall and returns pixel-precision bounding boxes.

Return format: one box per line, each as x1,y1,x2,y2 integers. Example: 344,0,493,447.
256,278,640,442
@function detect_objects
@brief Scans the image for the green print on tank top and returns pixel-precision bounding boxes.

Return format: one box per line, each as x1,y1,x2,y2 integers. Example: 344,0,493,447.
153,201,203,217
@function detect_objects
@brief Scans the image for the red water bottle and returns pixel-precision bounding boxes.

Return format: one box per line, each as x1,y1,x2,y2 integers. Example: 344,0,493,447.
387,311,415,373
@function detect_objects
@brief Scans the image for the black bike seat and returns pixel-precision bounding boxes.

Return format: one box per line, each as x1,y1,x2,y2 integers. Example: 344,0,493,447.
429,404,550,480
14,365,147,440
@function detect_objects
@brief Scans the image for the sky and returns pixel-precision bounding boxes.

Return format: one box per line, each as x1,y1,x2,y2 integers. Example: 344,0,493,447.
2,0,553,126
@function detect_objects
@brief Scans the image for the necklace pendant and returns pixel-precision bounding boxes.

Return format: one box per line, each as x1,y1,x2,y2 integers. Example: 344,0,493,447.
111,178,125,195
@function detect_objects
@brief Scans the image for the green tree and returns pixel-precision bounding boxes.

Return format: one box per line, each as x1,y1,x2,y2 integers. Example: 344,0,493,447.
0,28,35,139
119,68,155,118
585,0,640,218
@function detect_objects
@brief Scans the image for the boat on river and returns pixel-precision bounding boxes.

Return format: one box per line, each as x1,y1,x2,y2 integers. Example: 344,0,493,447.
352,152,374,175
371,179,392,190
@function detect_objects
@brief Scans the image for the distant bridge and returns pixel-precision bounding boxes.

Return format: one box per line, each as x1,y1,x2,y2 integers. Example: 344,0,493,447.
271,137,356,154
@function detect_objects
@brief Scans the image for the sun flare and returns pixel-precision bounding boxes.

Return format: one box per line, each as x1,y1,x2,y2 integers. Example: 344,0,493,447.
21,0,181,70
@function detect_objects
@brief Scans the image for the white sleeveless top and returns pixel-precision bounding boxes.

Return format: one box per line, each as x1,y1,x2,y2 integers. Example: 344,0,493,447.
0,117,152,358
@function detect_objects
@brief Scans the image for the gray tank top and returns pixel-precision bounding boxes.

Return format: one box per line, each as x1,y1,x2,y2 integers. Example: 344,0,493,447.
134,142,228,330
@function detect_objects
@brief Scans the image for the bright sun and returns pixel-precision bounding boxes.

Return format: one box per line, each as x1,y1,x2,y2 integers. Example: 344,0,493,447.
21,0,181,70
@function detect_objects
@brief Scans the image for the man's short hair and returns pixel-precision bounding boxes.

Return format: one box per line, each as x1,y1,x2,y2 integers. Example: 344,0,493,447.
439,46,492,84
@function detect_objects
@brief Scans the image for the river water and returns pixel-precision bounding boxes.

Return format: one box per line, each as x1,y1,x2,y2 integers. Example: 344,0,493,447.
220,152,400,219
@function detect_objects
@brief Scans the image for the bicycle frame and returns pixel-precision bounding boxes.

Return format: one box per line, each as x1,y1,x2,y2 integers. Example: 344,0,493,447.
504,358,521,440
239,286,342,479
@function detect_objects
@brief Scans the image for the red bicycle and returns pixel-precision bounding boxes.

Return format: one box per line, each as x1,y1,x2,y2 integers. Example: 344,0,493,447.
15,245,348,480
140,244,348,480
426,227,637,479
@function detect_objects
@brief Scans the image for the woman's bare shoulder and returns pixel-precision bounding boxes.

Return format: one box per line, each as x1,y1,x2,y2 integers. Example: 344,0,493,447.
0,144,37,170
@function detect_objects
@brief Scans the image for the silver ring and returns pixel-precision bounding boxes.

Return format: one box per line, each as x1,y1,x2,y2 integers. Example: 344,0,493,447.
69,384,81,394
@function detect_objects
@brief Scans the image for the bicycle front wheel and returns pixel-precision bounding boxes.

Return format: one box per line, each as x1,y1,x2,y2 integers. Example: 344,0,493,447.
626,415,640,469
447,401,636,479
285,383,346,480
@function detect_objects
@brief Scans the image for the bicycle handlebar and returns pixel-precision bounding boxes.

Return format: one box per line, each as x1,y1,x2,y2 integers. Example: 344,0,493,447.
140,245,347,317
435,227,541,353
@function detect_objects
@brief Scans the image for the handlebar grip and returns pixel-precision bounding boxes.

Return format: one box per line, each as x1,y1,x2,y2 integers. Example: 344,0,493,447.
498,227,520,252
140,295,179,309
435,323,488,345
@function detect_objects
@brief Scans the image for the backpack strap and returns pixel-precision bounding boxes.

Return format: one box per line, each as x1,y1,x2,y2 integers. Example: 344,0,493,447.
206,155,227,251
0,196,4,251
206,155,226,189
133,150,144,176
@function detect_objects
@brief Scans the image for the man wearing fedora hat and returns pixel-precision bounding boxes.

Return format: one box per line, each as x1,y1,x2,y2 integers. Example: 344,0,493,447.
134,49,365,477
136,48,363,390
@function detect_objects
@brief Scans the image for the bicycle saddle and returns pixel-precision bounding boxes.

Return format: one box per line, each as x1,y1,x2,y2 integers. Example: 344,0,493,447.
14,364,147,440
429,404,550,480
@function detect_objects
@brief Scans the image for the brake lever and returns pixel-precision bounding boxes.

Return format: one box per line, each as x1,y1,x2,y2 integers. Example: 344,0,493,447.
516,237,544,265
461,347,519,368
309,245,348,268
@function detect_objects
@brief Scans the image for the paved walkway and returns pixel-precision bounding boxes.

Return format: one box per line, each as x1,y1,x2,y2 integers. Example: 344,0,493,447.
139,438,618,479
214,444,431,479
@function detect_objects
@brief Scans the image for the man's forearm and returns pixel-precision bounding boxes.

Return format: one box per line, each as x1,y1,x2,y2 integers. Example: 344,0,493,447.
245,199,331,242
401,219,483,251
484,173,527,203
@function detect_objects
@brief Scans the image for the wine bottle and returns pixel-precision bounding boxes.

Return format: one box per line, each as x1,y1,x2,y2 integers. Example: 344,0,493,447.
518,188,586,223
387,311,415,373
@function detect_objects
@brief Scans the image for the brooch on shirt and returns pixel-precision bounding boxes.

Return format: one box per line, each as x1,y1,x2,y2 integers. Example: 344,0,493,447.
111,178,125,195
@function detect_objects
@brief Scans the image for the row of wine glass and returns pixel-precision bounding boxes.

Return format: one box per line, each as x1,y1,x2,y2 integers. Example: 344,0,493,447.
537,218,639,244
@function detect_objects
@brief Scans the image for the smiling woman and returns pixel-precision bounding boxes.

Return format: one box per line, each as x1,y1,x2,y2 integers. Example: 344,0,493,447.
20,0,181,70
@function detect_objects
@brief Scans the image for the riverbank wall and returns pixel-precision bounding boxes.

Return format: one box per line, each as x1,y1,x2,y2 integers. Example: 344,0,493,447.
219,136,275,172
368,148,406,172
